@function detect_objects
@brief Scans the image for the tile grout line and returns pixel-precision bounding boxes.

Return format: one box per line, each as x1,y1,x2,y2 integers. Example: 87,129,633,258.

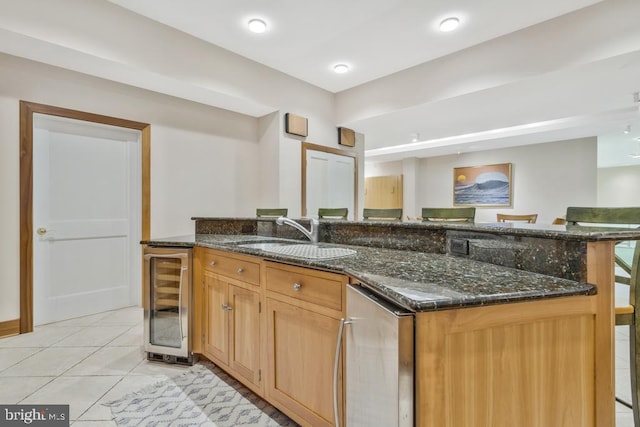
8,310,141,414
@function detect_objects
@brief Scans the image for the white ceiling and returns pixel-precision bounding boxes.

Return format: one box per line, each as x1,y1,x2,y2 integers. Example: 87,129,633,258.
3,0,640,165
103,0,640,165
106,0,602,93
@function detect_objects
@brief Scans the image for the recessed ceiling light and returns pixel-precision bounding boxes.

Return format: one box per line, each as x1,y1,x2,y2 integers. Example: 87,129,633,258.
248,19,267,33
334,64,350,74
439,17,460,32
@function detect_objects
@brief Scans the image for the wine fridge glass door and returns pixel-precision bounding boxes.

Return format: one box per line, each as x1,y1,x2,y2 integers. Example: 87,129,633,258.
143,248,192,358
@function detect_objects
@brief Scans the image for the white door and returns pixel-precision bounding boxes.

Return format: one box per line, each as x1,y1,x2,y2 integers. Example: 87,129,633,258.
306,150,355,219
33,114,141,325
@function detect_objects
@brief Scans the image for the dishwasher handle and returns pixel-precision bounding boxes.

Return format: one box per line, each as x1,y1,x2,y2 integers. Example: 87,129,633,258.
334,317,352,427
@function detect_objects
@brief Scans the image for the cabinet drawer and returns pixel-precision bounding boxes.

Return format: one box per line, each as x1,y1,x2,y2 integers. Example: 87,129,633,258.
266,264,344,311
202,251,260,286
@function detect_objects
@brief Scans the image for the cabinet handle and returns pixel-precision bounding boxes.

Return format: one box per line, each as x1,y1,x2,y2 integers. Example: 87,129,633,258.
209,261,216,267
237,267,244,274
221,303,233,312
292,283,301,291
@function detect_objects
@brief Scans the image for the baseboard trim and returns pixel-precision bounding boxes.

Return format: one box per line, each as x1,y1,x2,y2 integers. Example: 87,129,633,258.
0,318,20,338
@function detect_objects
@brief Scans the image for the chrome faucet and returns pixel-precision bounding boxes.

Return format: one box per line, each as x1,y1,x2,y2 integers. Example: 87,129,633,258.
276,216,319,243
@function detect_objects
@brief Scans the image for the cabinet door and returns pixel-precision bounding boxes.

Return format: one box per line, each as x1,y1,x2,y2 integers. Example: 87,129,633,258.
364,175,403,209
229,285,261,388
266,298,340,427
203,272,229,364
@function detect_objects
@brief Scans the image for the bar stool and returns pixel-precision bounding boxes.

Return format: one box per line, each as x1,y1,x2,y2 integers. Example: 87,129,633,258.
496,213,538,223
362,208,402,221
256,208,288,217
318,208,348,220
566,206,640,425
421,207,476,222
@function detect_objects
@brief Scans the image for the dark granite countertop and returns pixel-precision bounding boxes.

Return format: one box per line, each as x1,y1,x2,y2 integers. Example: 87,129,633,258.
143,233,596,312
191,217,640,241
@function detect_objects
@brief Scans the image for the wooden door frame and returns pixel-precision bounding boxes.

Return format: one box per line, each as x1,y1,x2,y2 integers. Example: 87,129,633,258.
19,101,151,333
301,142,358,220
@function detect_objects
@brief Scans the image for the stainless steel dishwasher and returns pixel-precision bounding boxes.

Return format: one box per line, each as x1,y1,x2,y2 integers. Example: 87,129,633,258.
340,284,414,427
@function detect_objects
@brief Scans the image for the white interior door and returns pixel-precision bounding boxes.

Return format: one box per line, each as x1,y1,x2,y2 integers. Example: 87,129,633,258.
306,150,355,219
33,114,141,325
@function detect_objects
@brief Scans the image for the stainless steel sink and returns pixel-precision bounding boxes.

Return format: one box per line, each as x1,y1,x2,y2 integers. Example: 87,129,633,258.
236,242,292,251
238,242,356,260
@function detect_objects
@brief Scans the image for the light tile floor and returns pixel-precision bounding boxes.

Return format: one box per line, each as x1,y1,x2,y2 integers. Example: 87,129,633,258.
616,326,636,426
0,306,636,426
0,306,192,426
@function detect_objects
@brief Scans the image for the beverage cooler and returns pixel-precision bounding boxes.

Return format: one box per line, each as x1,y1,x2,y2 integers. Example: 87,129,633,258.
143,246,195,365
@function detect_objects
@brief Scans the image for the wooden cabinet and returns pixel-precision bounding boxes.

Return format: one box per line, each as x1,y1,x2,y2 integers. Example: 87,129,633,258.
203,272,228,362
364,174,403,209
228,284,261,385
415,295,598,427
264,262,347,427
194,248,349,426
198,248,262,393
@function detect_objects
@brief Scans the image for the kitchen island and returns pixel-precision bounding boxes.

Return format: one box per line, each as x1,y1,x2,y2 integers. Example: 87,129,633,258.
143,218,636,426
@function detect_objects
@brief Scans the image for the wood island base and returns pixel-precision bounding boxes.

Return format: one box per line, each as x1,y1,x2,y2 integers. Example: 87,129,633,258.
416,295,600,427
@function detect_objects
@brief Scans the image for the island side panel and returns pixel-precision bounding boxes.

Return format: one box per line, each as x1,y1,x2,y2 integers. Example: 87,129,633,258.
415,295,597,427
586,241,615,427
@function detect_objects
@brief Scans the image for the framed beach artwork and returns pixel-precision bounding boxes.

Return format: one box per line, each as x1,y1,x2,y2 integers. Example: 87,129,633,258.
453,163,512,207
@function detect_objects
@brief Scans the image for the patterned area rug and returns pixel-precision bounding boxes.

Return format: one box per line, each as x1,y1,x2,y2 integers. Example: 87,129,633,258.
104,361,298,426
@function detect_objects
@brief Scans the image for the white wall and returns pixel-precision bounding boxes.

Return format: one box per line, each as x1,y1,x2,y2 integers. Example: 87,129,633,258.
415,138,598,223
364,160,403,177
366,137,597,223
0,55,257,322
150,124,260,237
402,158,419,220
598,165,640,207
0,52,346,322
258,112,281,210
277,93,361,218
0,95,20,323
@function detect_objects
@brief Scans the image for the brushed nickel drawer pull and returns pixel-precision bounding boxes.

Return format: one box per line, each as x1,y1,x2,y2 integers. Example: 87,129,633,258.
209,261,216,267
292,283,301,291
237,267,244,274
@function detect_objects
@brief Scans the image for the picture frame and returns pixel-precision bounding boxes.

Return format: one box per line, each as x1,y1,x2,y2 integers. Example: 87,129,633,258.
453,163,512,207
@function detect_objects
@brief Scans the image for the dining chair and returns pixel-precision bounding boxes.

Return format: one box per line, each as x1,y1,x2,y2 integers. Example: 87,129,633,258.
566,206,640,424
256,208,288,217
421,207,476,222
496,213,538,224
362,208,403,221
318,208,348,220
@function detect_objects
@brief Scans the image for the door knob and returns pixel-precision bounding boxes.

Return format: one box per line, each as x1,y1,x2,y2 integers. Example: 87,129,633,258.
36,227,47,236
